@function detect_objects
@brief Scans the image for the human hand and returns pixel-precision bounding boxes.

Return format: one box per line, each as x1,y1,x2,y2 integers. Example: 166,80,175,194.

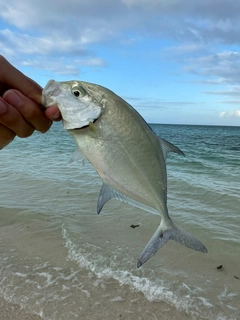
0,55,61,149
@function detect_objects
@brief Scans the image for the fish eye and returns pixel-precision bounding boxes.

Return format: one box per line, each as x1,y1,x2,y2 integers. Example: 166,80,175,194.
72,87,86,98
73,90,80,97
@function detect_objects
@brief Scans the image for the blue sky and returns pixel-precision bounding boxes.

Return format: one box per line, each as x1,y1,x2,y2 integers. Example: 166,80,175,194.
1,0,240,125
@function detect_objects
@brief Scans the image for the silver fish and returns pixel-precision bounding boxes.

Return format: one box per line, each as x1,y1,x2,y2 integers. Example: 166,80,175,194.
42,80,207,267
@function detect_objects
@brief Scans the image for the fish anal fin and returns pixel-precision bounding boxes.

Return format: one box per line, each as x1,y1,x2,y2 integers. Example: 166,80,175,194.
97,183,114,214
137,219,207,268
97,183,159,215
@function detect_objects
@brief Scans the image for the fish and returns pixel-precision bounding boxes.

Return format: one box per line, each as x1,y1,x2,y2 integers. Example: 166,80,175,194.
42,80,207,267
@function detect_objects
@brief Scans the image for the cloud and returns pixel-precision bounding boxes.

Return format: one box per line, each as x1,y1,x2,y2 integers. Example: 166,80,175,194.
0,1,124,38
125,97,198,111
218,100,240,105
1,0,240,44
220,110,240,118
1,0,240,92
0,28,107,76
20,57,106,77
163,44,205,56
162,45,240,89
21,58,81,76
0,29,88,56
1,1,240,51
181,51,240,86
204,86,240,97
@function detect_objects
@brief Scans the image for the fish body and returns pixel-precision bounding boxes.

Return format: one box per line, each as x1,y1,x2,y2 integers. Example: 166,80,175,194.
42,80,207,267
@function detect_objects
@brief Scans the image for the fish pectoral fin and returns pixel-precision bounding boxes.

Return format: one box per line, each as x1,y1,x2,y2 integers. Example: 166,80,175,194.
137,219,207,268
68,149,86,166
158,137,185,160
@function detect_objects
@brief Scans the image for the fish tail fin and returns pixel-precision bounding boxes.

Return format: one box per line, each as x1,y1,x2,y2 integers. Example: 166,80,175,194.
137,219,207,268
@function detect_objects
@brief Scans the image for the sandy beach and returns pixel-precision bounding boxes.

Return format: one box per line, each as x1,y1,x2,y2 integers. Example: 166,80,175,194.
0,295,192,320
0,208,193,320
0,200,239,319
0,297,41,320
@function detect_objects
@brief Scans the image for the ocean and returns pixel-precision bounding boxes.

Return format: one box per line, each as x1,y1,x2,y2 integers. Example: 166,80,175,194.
0,123,239,320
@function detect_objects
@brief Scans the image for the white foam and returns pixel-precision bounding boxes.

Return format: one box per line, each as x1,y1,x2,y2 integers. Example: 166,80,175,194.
110,296,124,302
197,296,213,307
15,272,28,278
62,225,240,320
62,226,206,315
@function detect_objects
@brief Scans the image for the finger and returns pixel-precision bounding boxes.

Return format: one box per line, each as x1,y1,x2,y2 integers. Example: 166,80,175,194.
0,98,34,138
45,105,62,121
0,123,15,150
0,55,42,103
3,90,52,133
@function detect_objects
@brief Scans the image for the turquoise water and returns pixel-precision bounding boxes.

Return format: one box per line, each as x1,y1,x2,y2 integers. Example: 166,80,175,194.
0,123,240,319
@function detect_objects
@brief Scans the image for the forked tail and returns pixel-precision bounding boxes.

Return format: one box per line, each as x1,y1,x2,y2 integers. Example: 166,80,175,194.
137,219,207,268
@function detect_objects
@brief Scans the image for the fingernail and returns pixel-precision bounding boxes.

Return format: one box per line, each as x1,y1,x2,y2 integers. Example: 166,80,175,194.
0,99,7,114
4,91,22,108
51,110,61,120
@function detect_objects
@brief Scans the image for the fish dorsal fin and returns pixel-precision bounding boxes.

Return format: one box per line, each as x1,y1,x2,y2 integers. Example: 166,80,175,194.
158,137,185,160
68,149,86,165
97,183,159,215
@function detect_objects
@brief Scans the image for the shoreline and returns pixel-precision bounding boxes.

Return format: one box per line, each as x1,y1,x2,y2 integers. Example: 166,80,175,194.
0,202,239,319
0,296,192,320
0,206,193,320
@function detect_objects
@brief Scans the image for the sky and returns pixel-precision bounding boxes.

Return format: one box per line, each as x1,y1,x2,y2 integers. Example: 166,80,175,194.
0,0,240,125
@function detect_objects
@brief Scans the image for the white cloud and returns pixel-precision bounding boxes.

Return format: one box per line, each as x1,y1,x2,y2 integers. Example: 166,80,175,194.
204,86,240,97
21,58,81,76
1,1,240,50
219,100,240,105
121,0,177,8
164,44,205,56
19,57,106,77
126,97,198,111
183,51,240,85
220,110,240,118
1,0,240,101
0,2,36,28
0,29,88,55
0,28,107,76
1,0,240,44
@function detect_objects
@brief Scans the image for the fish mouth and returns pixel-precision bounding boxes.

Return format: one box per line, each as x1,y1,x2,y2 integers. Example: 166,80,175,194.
42,80,62,107
42,79,102,130
69,118,99,131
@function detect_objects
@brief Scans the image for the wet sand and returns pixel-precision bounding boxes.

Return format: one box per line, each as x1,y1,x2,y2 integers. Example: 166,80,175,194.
0,297,41,320
0,296,192,320
0,206,239,320
0,207,193,320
